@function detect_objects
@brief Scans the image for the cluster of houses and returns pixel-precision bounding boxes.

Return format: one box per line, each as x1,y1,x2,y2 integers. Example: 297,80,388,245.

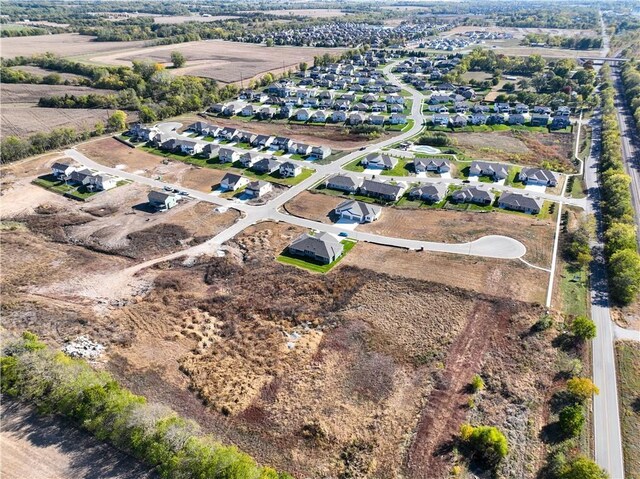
428,101,572,129
243,22,451,49
208,59,412,126
129,121,331,161
419,30,511,51
51,162,119,192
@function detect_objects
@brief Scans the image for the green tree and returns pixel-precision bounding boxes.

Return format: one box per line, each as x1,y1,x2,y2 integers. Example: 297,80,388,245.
570,316,596,341
558,404,585,438
609,249,640,304
299,62,308,71
459,424,508,469
605,222,637,255
94,121,105,135
107,110,127,132
559,456,608,479
171,51,186,69
1,136,29,163
566,377,599,402
266,38,274,47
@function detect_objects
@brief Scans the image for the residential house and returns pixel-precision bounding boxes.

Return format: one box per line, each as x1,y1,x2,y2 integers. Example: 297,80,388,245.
348,112,367,125
432,113,450,126
451,113,468,127
334,200,382,223
508,113,526,125
369,114,385,125
245,180,273,198
201,143,220,159
310,110,328,123
241,104,255,117
69,168,94,186
240,151,263,168
390,113,407,125
487,113,506,125
219,147,240,163
310,146,332,160
413,157,451,173
519,167,559,187
515,103,529,114
498,191,543,214
469,161,510,180
533,106,552,114
273,137,293,150
91,174,118,191
252,158,282,174
254,135,275,148
551,116,571,130
388,103,405,113
296,109,310,121
451,185,495,205
220,127,240,141
362,152,397,170
287,232,344,265
530,114,550,127
470,113,488,125
257,106,276,119
494,102,511,113
279,161,302,178
296,144,313,156
325,174,362,193
148,190,178,210
408,183,448,202
51,162,75,179
332,110,348,123
222,101,246,116
359,179,407,202
174,139,203,155
219,173,249,191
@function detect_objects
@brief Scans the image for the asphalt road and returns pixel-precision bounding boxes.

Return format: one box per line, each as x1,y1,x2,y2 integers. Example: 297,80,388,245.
583,109,626,479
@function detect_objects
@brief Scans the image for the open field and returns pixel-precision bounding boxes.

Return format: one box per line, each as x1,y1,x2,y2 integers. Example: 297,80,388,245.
9,65,88,81
1,400,157,479
615,341,640,479
285,191,556,268
1,84,132,139
0,33,147,59
243,9,348,18
152,14,241,24
450,130,575,170
88,40,347,84
445,26,598,39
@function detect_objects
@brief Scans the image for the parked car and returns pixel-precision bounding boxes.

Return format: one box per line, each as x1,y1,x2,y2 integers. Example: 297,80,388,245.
339,232,349,237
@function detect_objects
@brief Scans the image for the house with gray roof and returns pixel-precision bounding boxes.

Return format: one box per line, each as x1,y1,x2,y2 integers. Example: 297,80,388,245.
287,232,344,264
519,167,559,187
325,174,362,193
252,157,282,174
469,161,510,181
220,173,249,191
245,180,273,198
451,185,495,205
279,161,302,178
413,157,451,173
334,200,381,223
359,179,407,202
148,190,178,210
51,162,76,179
219,147,240,163
498,192,544,214
361,152,397,170
408,183,448,202
240,151,264,168
69,168,94,186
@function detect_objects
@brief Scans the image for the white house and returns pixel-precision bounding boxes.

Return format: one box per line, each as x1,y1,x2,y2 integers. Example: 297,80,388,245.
51,162,76,179
279,161,302,178
220,173,250,191
334,200,382,223
245,180,272,198
219,147,240,163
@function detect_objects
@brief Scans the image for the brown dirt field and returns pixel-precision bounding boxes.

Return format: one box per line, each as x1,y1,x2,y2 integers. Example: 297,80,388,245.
0,218,569,479
451,130,575,170
1,83,117,105
183,113,394,150
286,191,556,268
152,14,241,24
342,243,548,304
89,40,347,84
0,33,147,59
1,400,157,479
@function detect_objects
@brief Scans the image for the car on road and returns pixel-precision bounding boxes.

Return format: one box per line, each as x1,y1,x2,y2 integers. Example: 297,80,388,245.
338,232,349,237
178,191,189,196
163,186,172,191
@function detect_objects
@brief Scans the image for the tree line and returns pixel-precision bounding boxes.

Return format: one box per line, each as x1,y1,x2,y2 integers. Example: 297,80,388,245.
521,33,603,50
1,332,293,479
620,61,640,132
598,65,640,305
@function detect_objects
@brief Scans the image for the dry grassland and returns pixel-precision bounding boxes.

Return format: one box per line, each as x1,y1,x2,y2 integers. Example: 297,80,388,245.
245,9,348,18
89,41,347,84
0,215,567,479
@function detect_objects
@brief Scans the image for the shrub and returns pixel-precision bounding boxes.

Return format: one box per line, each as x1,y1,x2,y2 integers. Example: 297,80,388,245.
566,377,599,402
570,316,596,341
558,404,585,438
559,456,608,479
470,374,485,392
459,424,508,469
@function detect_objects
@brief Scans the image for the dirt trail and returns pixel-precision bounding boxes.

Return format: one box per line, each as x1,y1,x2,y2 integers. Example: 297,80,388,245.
403,298,511,478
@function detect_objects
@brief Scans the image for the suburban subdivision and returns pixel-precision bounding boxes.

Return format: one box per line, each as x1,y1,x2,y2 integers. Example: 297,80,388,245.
1,1,639,479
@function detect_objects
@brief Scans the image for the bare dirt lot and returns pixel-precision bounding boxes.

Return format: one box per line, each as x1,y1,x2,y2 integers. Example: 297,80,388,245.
0,212,568,479
77,137,226,192
1,400,157,479
188,114,396,150
451,130,575,170
89,40,347,84
0,33,147,59
285,191,556,268
1,84,134,139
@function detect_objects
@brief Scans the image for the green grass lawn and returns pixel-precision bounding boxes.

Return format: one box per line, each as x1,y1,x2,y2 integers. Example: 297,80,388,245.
504,167,525,188
615,341,640,479
381,158,411,177
277,239,356,273
397,195,447,209
32,175,99,201
567,176,587,198
559,262,589,318
343,157,365,172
